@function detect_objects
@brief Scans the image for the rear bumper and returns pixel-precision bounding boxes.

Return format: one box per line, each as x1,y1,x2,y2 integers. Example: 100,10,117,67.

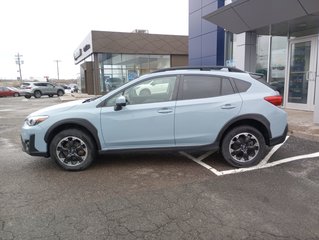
269,124,288,146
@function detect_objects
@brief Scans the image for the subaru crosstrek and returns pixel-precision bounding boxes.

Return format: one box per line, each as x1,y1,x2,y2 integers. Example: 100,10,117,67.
21,67,288,171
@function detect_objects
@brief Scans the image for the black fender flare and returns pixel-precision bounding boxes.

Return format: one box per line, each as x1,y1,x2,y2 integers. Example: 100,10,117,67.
44,118,101,150
216,114,272,145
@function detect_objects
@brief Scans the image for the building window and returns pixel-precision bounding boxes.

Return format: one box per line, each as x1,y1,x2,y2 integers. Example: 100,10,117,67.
256,35,270,79
256,35,288,97
98,54,170,93
269,36,288,96
225,31,234,67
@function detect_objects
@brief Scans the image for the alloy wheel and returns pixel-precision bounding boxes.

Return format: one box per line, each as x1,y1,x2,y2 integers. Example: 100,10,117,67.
56,136,88,167
229,132,260,163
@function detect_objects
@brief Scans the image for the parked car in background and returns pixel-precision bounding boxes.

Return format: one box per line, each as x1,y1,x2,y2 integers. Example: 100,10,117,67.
0,86,20,97
134,78,169,96
7,87,26,96
68,84,79,93
20,82,65,98
21,66,288,171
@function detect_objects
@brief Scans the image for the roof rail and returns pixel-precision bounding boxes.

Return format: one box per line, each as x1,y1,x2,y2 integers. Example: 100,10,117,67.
153,66,245,73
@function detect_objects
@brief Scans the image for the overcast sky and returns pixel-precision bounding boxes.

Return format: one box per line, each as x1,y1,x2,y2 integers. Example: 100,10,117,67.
0,0,188,81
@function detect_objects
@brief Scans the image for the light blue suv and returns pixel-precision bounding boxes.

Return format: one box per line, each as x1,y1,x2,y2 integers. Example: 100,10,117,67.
21,67,288,171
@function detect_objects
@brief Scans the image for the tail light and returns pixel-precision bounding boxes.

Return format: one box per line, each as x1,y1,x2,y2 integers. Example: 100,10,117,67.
264,95,282,106
26,87,31,89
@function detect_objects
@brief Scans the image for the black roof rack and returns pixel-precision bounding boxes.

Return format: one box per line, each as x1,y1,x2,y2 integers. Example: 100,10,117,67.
153,66,245,73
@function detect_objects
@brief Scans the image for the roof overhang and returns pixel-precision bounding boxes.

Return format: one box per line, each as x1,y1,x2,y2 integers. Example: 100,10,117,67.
203,0,319,36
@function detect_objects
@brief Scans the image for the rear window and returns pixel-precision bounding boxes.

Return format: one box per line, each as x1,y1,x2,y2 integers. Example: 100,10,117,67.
233,79,251,92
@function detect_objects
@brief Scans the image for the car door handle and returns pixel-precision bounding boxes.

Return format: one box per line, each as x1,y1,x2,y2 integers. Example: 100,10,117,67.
157,108,173,114
221,104,236,109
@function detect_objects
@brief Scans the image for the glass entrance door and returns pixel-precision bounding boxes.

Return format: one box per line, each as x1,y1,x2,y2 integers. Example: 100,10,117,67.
286,37,317,111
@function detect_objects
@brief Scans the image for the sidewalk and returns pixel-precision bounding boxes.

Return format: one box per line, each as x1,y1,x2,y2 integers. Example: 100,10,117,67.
286,109,319,141
59,94,319,142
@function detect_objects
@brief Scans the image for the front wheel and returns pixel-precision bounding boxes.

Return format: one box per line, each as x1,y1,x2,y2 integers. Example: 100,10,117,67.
221,126,266,168
50,129,96,171
25,94,31,99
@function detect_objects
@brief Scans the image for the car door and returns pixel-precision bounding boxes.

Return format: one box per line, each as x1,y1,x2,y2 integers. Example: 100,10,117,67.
44,83,54,94
100,75,178,150
174,74,242,146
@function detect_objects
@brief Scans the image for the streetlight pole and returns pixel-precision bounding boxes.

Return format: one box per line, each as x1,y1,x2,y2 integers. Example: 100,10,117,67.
15,53,23,81
54,60,61,80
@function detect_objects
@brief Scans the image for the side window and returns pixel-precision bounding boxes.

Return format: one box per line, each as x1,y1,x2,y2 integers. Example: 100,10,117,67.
182,75,221,100
181,75,235,100
35,83,44,87
124,76,176,105
221,78,235,95
105,92,122,107
233,78,251,92
105,76,177,107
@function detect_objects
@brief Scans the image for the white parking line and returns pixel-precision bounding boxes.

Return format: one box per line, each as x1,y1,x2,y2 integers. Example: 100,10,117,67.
218,152,319,176
180,151,221,175
179,136,319,176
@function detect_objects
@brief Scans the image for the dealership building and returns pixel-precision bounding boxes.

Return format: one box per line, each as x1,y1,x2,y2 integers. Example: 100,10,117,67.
74,30,188,95
189,0,319,122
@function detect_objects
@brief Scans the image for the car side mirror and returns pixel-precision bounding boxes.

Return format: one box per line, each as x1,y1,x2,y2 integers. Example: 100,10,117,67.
114,96,126,111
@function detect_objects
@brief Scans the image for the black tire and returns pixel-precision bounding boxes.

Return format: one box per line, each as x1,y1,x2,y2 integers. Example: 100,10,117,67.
34,90,42,98
25,94,31,99
14,92,19,97
221,125,266,168
57,90,64,96
50,129,96,171
48,94,53,98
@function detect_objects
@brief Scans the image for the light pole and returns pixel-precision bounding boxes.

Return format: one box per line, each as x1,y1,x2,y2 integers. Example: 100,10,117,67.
15,53,23,81
54,60,61,80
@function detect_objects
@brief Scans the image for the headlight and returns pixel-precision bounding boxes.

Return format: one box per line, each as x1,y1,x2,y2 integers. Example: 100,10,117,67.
25,115,48,126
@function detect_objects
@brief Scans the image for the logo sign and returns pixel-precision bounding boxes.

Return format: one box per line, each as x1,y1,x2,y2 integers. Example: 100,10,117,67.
83,44,91,52
73,49,82,61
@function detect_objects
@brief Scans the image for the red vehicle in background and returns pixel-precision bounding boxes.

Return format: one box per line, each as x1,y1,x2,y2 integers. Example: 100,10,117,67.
0,86,20,97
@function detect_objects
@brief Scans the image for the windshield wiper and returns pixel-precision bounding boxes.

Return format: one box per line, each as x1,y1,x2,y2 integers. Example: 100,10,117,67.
82,96,100,103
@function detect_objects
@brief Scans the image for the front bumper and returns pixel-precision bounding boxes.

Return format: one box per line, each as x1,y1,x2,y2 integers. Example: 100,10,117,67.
21,134,49,157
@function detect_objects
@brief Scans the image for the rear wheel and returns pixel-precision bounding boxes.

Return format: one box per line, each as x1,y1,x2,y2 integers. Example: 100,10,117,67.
50,129,96,171
25,94,31,99
139,89,151,96
221,126,266,168
34,90,42,98
57,90,64,96
13,93,19,97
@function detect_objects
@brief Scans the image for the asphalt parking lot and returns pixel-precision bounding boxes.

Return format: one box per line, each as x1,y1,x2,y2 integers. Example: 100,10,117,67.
1,96,319,240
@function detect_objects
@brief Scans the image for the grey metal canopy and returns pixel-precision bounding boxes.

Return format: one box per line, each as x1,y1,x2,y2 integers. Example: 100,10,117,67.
203,0,319,36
